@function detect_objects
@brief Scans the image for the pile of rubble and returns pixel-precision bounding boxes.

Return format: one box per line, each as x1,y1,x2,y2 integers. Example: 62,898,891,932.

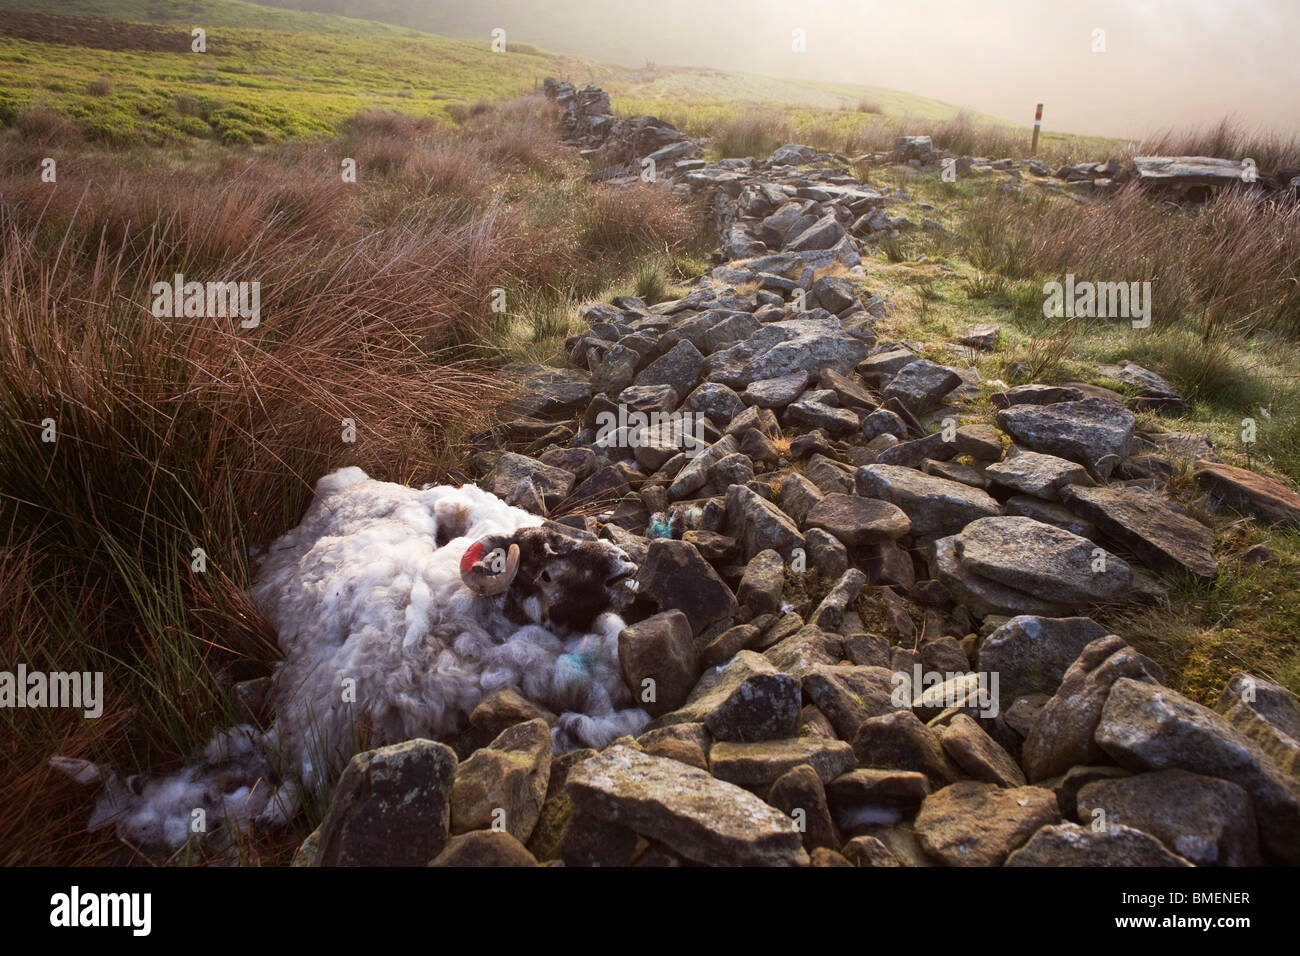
292,83,1300,868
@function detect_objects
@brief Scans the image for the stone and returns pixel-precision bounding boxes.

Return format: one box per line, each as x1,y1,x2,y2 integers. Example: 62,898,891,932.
318,739,457,867
557,809,641,867
914,782,1059,866
1076,769,1260,866
882,360,961,413
940,713,1027,787
1005,495,1098,540
493,453,575,508
875,432,960,469
709,737,856,787
810,847,854,866
636,539,739,635
738,549,786,616
976,615,1108,701
819,367,876,409
841,835,903,866
953,516,1131,605
985,450,1095,501
803,454,855,494
806,493,911,546
959,323,1000,350
954,423,1003,460
618,610,699,717
995,399,1135,477
1096,678,1300,864
825,769,931,820
1194,461,1300,527
641,736,709,771
779,473,824,525
632,338,704,399
809,568,868,631
1216,672,1300,779
932,535,1077,618
450,719,552,844
428,830,539,867
852,710,960,788
801,664,906,741
805,528,848,578
785,400,861,436
726,484,805,560
1060,484,1217,581
1021,635,1164,781
469,689,557,742
653,650,801,742
743,370,813,409
856,464,1003,536
707,316,872,390
786,214,849,252
566,746,809,866
525,748,596,863
509,366,592,418
990,384,1085,409
1005,823,1191,866
768,764,840,851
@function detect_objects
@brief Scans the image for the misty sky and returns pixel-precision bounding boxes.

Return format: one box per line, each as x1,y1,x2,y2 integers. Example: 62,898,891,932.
450,0,1300,139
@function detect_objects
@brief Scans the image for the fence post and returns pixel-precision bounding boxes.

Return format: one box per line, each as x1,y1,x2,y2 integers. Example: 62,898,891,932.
1031,103,1043,154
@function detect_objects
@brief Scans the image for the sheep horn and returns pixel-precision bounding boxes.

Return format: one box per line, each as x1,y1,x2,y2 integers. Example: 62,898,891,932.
461,542,520,596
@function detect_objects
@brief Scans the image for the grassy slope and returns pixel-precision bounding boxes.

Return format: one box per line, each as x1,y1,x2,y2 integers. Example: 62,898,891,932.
852,169,1300,701
0,0,577,143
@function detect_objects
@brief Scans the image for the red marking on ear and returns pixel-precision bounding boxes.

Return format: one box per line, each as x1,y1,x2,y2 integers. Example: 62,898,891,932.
460,541,484,575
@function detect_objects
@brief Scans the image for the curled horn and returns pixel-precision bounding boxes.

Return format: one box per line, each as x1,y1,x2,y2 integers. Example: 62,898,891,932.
460,541,521,596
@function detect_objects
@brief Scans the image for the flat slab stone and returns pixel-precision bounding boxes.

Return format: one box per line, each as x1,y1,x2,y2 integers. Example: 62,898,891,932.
1060,484,1217,581
976,614,1109,701
566,746,809,866
1096,678,1300,864
805,493,911,545
953,516,1131,605
1005,822,1191,866
1134,155,1257,187
996,399,1134,478
914,781,1059,866
708,738,856,787
933,535,1077,618
856,464,1003,536
985,450,1095,501
1194,461,1300,528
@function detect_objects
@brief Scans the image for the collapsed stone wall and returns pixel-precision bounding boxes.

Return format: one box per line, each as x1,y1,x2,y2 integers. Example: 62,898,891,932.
298,83,1300,868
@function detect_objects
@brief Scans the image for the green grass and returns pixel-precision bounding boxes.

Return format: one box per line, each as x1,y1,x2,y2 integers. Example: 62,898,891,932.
0,0,574,144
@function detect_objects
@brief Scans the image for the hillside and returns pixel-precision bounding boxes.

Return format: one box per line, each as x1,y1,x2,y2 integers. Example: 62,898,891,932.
0,0,579,142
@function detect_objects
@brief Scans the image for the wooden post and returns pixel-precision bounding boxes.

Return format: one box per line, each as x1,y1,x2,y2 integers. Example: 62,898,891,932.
1031,103,1043,154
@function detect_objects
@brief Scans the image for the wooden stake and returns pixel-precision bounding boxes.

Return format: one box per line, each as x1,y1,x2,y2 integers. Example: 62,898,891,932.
1031,103,1043,154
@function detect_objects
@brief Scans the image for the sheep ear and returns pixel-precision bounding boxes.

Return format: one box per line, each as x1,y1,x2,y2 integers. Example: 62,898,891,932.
460,541,521,596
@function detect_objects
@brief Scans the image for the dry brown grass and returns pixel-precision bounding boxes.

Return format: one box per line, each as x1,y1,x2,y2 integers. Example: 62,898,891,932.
1133,117,1300,173
0,94,702,864
960,183,1300,337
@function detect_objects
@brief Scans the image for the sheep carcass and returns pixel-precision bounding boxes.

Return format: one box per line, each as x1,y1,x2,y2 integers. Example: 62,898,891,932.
251,465,650,788
53,466,650,849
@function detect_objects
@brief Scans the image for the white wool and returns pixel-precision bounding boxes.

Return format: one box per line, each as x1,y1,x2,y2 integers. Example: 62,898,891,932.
59,466,649,849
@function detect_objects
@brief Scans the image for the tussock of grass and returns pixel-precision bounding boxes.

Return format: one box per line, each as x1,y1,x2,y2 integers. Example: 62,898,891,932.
0,94,706,863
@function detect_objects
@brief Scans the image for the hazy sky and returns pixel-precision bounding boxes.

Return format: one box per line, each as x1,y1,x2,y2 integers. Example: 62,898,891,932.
445,0,1300,138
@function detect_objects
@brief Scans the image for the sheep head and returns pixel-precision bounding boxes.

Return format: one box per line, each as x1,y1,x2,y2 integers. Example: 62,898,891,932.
460,526,637,634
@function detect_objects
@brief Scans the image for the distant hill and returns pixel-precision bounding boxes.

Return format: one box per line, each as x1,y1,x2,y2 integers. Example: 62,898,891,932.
0,0,579,144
